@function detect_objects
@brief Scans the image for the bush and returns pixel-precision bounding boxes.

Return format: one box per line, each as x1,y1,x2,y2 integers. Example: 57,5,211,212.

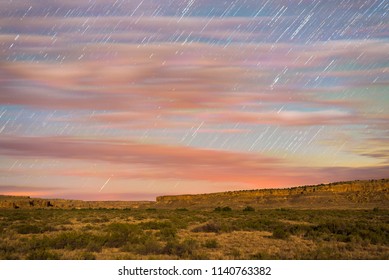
214,206,232,212
272,226,290,239
204,239,219,248
158,227,177,241
50,231,92,250
14,224,41,234
134,236,163,255
229,217,276,232
27,249,60,260
163,238,198,258
86,239,104,253
140,221,173,230
192,222,221,233
104,223,142,248
243,206,255,212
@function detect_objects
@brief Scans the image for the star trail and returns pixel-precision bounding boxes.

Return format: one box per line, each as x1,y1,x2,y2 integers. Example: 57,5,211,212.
0,0,388,200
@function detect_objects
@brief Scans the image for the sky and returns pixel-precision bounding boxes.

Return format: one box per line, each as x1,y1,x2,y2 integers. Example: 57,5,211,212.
0,0,388,201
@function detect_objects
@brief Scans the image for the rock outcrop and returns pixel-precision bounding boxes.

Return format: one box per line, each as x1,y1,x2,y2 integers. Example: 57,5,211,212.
156,179,389,209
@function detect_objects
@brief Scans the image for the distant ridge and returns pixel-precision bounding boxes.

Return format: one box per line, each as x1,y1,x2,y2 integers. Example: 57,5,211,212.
1,179,388,210
155,179,389,209
0,195,153,209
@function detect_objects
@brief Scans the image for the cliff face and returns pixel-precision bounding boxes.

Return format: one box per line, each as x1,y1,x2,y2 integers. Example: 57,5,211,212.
156,179,389,209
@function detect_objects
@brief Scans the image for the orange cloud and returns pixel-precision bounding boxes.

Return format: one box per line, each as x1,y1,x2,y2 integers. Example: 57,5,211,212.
0,135,315,187
1,135,387,191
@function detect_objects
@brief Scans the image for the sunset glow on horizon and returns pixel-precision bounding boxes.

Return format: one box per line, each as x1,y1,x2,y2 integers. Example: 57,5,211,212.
0,0,388,201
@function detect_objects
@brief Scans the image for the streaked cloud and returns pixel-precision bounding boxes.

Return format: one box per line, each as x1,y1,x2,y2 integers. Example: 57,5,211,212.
0,0,387,200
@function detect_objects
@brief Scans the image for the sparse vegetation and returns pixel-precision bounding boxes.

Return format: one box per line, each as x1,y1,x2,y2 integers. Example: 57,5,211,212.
0,179,388,260
214,206,232,212
243,206,255,212
272,226,290,239
0,207,388,260
204,239,219,248
192,221,222,233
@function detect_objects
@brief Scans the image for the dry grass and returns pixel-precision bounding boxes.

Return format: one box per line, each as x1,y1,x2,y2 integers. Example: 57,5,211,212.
0,206,388,260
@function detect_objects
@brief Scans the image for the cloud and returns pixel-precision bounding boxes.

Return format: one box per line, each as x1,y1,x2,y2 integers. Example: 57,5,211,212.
353,137,389,164
1,0,387,54
1,135,388,191
0,135,285,183
0,185,63,198
3,38,385,130
0,185,59,193
197,109,361,126
321,166,389,182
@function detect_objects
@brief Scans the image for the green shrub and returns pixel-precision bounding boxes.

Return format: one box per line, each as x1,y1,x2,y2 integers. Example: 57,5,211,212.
134,236,163,255
230,217,277,232
163,238,198,258
27,249,60,260
104,223,142,248
204,239,219,248
158,227,177,241
243,206,255,212
214,206,232,212
192,222,221,233
140,221,172,230
86,240,104,253
14,224,41,234
50,231,92,250
272,226,290,239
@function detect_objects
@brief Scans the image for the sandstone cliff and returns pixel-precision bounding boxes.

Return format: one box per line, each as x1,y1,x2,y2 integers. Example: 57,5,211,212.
155,179,389,209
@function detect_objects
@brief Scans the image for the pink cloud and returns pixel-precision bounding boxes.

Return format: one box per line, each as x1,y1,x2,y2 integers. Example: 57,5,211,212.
1,135,387,191
1,40,373,129
198,109,360,126
0,135,326,189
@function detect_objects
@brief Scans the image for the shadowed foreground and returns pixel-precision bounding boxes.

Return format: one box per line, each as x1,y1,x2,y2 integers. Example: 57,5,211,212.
0,208,388,260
